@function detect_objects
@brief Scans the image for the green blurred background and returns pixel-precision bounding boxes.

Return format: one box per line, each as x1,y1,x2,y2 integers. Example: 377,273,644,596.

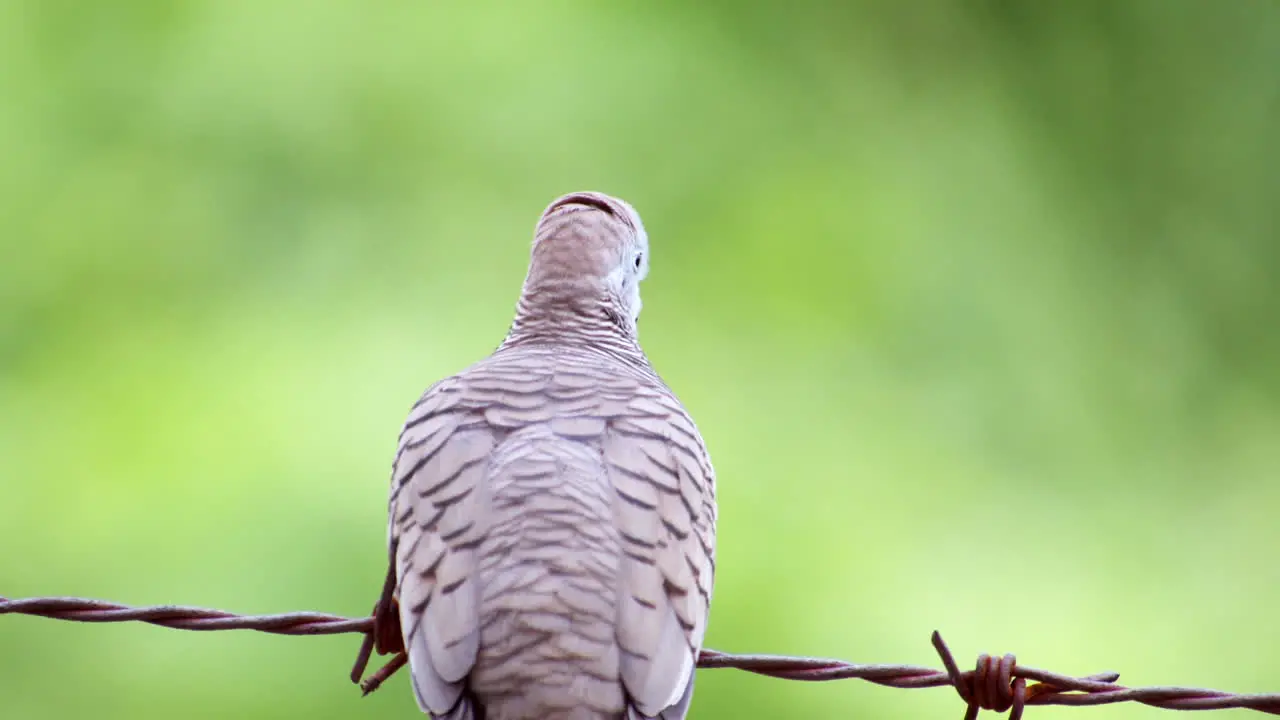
3,1,1278,718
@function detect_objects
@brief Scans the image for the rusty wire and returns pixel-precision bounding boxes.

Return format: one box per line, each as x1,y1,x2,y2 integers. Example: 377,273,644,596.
3,595,1280,717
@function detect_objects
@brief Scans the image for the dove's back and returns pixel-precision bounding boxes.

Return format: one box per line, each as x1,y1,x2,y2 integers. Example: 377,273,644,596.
390,341,716,720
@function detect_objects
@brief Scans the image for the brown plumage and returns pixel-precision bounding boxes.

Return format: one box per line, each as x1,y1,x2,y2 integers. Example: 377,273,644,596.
372,191,717,720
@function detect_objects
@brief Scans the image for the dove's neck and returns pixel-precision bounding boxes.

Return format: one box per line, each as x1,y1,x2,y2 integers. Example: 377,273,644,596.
500,280,648,367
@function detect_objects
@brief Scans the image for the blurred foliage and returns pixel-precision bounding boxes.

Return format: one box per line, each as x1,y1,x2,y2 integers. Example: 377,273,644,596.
2,1,1279,718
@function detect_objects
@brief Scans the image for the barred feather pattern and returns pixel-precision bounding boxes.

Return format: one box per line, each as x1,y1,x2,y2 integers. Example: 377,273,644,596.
382,192,717,720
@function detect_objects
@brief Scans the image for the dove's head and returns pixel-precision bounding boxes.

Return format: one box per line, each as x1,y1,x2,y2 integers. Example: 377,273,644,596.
516,191,650,338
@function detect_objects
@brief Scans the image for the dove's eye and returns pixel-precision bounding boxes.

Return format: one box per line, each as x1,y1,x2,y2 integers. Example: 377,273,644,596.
634,253,643,270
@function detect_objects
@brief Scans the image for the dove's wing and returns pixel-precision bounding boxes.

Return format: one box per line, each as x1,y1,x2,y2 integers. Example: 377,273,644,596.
388,375,493,719
607,385,717,720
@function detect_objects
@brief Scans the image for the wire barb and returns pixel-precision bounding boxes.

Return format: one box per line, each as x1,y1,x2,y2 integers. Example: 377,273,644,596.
4,595,1280,715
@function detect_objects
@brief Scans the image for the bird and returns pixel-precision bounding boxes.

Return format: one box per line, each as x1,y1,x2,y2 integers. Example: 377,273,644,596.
367,191,718,720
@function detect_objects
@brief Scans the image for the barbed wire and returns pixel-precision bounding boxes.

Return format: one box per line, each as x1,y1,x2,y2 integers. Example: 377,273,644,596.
3,595,1279,718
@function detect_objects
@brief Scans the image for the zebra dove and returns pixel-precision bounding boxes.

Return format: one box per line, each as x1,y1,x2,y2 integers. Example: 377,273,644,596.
370,191,718,720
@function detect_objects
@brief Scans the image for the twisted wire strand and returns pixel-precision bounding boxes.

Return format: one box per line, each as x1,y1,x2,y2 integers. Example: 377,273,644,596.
4,595,1279,717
